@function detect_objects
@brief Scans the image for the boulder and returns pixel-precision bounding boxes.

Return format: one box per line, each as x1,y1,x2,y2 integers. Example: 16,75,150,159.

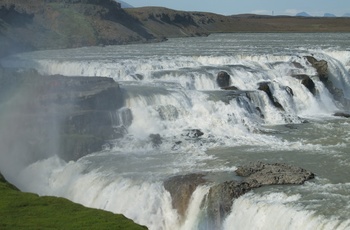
301,76,316,95
216,71,231,88
163,174,207,219
292,74,316,95
258,82,284,110
149,134,162,147
183,129,204,138
305,56,328,82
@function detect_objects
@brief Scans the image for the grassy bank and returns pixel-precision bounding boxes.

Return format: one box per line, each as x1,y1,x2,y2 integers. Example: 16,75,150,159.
0,174,147,229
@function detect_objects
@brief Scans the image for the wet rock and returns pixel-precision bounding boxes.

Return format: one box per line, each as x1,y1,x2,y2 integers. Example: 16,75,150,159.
236,161,315,186
292,74,316,95
334,112,350,118
285,86,294,96
221,85,239,90
305,56,328,82
164,174,207,218
258,82,284,110
149,134,162,147
205,180,252,228
216,71,231,88
183,129,204,138
156,105,179,121
205,162,314,229
301,76,316,95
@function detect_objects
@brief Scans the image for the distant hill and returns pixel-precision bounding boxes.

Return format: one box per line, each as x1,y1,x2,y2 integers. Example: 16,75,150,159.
0,0,156,57
117,0,133,8
296,12,311,17
343,13,350,17
324,13,336,17
1,1,350,58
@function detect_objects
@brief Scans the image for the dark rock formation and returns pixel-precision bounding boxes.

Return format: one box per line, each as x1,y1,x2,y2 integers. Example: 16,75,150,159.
149,134,162,147
0,68,124,162
183,129,204,138
163,174,207,218
292,74,316,95
216,71,231,88
305,56,328,82
304,56,350,107
205,162,314,229
301,76,316,95
285,86,294,96
221,85,239,90
334,112,350,118
258,82,284,110
163,162,314,228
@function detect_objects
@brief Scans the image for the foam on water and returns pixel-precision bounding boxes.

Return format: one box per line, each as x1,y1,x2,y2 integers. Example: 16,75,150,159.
223,192,350,230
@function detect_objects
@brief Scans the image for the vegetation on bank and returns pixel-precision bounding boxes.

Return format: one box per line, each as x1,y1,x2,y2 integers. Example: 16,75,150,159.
0,173,147,230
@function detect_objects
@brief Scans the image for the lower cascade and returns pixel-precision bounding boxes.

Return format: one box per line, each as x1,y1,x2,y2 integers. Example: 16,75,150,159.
1,33,350,229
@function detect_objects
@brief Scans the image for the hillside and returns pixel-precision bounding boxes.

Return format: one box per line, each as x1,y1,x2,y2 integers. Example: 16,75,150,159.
1,1,350,58
126,7,350,36
0,0,156,57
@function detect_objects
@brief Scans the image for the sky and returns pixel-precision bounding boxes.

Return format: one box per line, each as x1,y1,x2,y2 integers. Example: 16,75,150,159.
123,0,350,16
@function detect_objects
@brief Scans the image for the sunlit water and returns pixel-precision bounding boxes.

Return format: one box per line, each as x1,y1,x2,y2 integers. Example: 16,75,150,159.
2,33,350,229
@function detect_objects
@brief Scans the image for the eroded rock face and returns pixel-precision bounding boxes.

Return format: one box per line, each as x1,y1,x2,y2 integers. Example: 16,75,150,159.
0,69,124,162
163,162,314,229
258,82,284,110
305,56,328,82
236,161,315,185
292,74,316,95
204,162,314,229
163,174,207,219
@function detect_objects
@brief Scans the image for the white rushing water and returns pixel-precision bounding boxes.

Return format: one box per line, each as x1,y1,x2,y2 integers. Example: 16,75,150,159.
1,33,350,229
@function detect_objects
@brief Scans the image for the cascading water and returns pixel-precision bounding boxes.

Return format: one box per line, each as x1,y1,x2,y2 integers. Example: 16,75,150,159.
1,33,350,229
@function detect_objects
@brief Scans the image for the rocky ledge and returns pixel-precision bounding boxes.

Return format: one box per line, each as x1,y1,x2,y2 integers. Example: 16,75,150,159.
164,161,314,228
0,67,124,162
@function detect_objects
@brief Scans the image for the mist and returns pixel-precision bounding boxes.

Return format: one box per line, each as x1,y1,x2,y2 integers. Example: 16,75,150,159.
0,67,62,184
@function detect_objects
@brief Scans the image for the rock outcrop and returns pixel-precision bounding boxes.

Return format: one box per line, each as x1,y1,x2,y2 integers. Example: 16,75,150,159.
216,71,231,88
292,74,316,95
305,56,328,82
0,68,124,162
258,82,284,110
334,111,350,118
205,162,314,228
163,174,207,218
163,162,314,228
304,56,350,107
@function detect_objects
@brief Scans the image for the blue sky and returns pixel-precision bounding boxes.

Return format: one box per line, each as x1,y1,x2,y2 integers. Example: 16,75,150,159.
123,0,350,16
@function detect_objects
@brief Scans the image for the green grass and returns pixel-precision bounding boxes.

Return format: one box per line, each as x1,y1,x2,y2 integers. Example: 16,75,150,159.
0,175,147,229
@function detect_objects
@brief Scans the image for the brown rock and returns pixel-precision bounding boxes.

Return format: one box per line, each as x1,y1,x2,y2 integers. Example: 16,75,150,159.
163,174,207,219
